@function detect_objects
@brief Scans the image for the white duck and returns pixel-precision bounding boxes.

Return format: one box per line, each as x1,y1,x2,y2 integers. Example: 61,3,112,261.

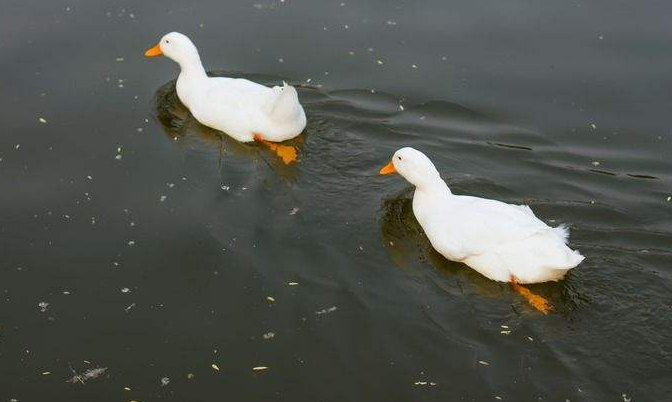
145,32,306,163
379,147,584,313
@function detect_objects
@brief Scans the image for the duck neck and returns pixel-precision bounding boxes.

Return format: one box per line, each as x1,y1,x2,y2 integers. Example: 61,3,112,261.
177,53,207,82
416,176,452,198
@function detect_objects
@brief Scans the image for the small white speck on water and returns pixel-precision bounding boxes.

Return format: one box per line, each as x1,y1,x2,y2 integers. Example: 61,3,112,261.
262,332,275,339
344,24,349,29
87,175,92,180
399,104,404,111
666,196,671,202
128,240,135,246
598,34,604,40
592,161,600,166
590,123,597,130
116,57,124,62
478,360,490,366
115,154,122,160
412,64,418,69
160,377,170,386
266,296,275,302
377,60,384,65
305,78,312,83
159,195,167,202
39,117,47,123
527,336,534,341
63,291,71,295
211,363,220,371
441,56,447,61
289,207,299,215
495,396,503,400
38,301,49,312
121,287,130,293
252,366,268,371
221,185,230,191
386,20,397,26
278,58,284,63
288,282,299,286
15,144,20,150
316,306,337,315
167,183,175,188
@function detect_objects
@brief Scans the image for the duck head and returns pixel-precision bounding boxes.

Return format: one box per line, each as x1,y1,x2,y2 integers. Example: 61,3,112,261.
145,32,201,67
379,147,442,188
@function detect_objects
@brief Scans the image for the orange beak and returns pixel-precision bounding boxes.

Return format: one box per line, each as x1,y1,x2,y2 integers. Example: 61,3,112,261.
144,43,163,57
379,161,397,175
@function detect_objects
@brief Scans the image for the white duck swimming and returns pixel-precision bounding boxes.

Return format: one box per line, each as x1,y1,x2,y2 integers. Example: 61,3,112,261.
379,147,584,313
145,32,306,163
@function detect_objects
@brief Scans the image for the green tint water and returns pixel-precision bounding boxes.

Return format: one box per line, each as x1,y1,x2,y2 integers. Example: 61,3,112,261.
0,0,670,401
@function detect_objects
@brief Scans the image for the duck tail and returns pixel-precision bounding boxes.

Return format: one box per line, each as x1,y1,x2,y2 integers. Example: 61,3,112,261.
553,223,570,243
270,82,303,123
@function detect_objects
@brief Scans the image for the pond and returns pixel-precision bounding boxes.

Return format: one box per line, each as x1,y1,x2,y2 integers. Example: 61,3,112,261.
1,0,670,401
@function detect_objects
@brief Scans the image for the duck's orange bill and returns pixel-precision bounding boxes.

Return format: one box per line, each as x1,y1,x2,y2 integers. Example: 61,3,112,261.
144,43,162,57
379,161,397,175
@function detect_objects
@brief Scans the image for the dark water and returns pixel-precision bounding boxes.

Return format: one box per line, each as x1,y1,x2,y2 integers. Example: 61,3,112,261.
1,0,671,400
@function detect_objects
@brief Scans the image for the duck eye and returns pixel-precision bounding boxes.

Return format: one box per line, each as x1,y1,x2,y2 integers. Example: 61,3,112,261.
165,40,170,44
397,156,402,161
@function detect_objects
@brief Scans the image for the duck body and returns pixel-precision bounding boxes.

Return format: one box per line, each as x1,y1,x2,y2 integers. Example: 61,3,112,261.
382,148,584,284
147,32,306,143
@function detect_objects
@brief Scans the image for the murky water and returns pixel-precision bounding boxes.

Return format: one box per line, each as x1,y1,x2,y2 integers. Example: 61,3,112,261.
1,0,671,401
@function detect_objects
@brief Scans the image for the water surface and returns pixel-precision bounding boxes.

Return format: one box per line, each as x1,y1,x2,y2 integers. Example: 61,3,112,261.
1,0,671,401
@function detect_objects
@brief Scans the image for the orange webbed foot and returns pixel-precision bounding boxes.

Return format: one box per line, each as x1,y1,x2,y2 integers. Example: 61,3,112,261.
510,275,552,314
254,134,298,164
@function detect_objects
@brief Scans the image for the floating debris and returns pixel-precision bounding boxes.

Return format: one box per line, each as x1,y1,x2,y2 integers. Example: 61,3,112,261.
38,301,49,312
316,306,337,315
68,366,107,384
159,195,167,202
121,287,130,293
590,123,597,130
187,373,195,379
42,371,51,375
289,207,299,215
211,363,220,371
38,117,47,123
500,330,511,335
262,332,275,340
160,377,170,387
127,240,135,246
266,296,275,302
288,282,299,286
252,366,268,371
478,360,490,366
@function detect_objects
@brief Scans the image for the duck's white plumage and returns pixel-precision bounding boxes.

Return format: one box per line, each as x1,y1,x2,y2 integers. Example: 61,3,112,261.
148,32,306,142
383,147,584,284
